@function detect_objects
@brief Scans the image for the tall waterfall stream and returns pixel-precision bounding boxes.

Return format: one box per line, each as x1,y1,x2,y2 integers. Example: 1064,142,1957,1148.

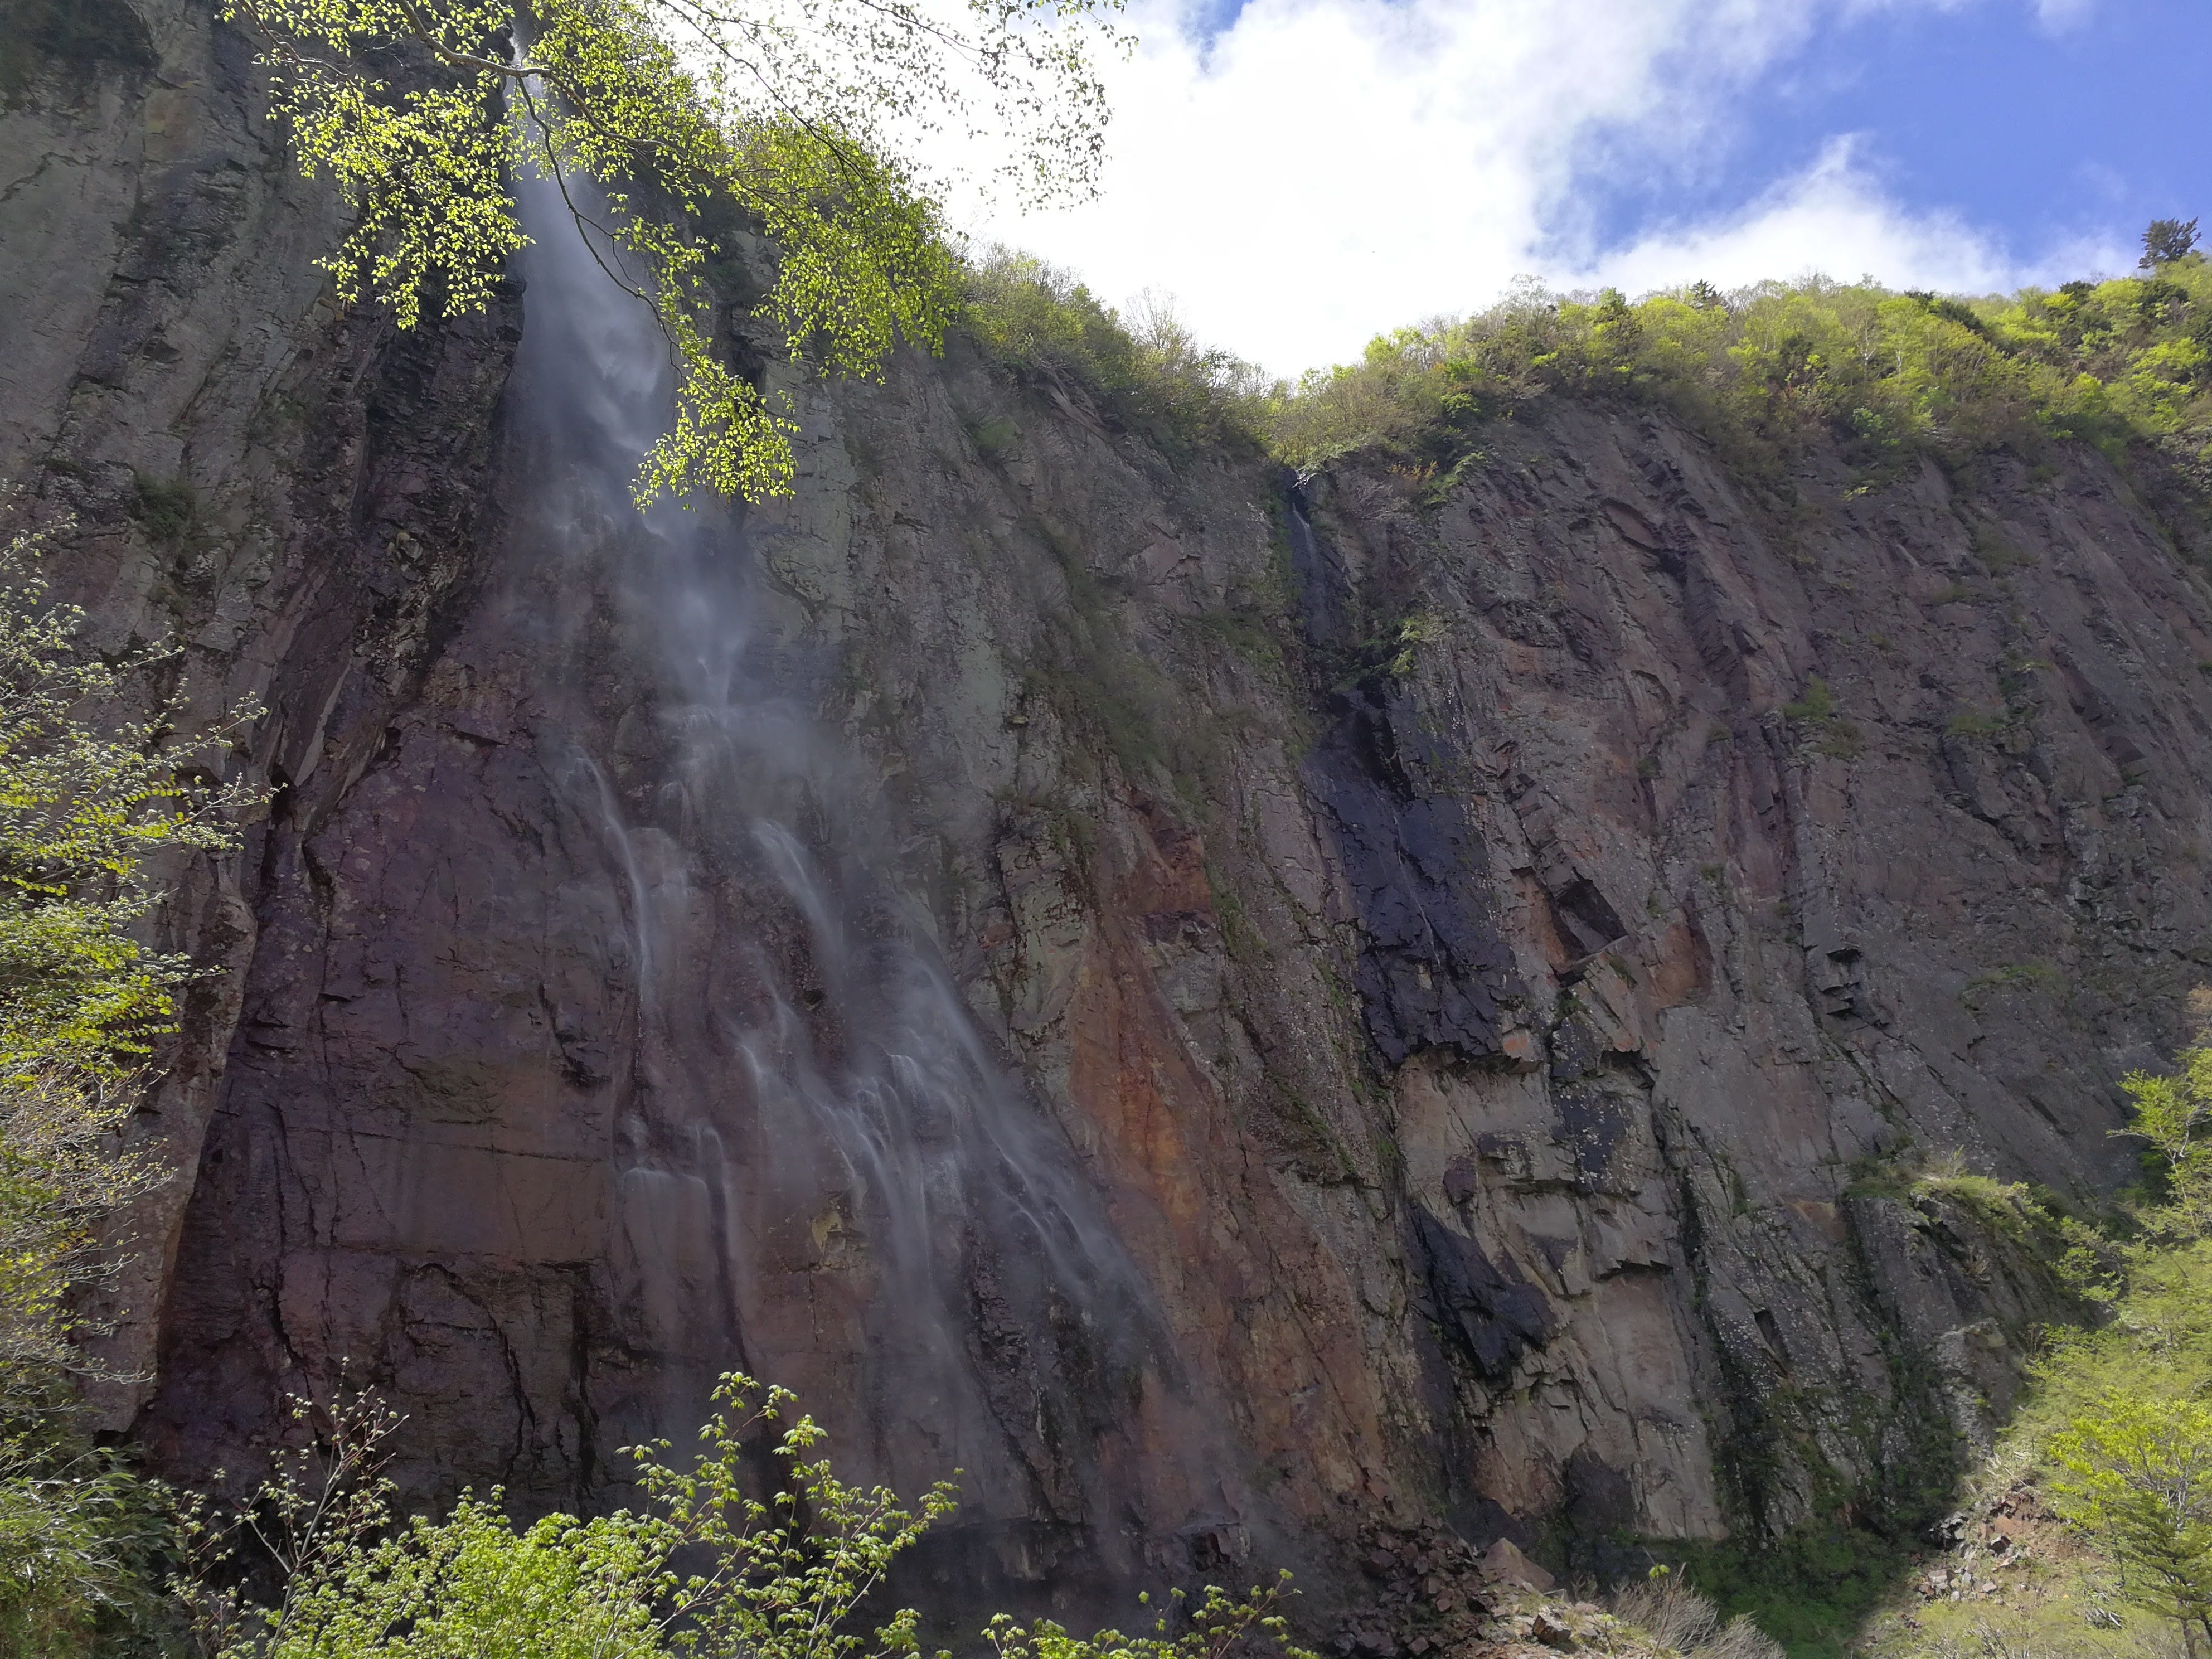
499,177,1196,1586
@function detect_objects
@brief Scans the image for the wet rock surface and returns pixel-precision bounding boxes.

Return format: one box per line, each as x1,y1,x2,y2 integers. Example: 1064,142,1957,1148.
7,1,2212,1631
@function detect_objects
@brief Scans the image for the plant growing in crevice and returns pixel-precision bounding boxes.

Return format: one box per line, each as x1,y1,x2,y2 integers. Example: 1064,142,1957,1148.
1780,676,1864,760
128,474,201,550
1960,961,2061,1013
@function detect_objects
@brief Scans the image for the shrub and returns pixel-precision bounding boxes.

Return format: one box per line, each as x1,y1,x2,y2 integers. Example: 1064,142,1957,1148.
962,251,1272,457
1610,1570,1785,1658
178,1372,1317,1659
0,503,254,1655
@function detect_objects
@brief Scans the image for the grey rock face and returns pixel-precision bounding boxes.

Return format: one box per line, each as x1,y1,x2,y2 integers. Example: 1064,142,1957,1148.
6,0,2211,1620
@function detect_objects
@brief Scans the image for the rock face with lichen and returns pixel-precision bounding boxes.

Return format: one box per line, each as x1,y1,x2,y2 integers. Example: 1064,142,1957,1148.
7,0,2212,1632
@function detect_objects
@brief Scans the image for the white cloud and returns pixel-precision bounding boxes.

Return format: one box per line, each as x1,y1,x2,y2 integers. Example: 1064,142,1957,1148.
2032,0,2096,33
931,0,2115,375
1589,135,2123,297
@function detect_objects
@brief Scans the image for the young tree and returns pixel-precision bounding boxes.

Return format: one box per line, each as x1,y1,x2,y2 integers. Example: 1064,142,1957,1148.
0,510,253,1650
2141,217,2201,270
2046,1394,2212,1657
2116,1025,2212,1238
224,0,1129,504
0,516,251,1391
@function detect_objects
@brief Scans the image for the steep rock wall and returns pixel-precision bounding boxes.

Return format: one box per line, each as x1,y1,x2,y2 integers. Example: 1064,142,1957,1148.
0,0,519,1433
6,0,2212,1623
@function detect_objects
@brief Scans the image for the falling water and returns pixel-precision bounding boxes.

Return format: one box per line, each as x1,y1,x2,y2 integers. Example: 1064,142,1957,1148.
496,174,1178,1573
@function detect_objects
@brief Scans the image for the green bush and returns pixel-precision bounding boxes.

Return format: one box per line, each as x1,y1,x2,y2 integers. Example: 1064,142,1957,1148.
1980,1011,2212,1657
0,506,254,1655
176,1372,1316,1659
962,250,1272,457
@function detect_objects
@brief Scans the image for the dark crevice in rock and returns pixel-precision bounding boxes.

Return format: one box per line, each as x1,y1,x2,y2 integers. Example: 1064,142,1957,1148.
1283,480,1525,1069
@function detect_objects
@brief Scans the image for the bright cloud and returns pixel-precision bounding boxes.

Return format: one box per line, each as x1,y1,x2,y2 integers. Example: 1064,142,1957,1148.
2031,0,2097,32
930,0,2122,375
1593,135,2123,298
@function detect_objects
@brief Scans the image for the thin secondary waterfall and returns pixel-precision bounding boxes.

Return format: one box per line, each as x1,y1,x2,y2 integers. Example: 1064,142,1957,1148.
498,174,1173,1563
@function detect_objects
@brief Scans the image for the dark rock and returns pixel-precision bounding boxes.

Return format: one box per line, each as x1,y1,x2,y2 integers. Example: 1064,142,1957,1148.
1411,1207,1556,1379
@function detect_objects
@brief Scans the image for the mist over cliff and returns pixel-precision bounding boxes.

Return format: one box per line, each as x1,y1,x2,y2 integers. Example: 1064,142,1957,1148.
5,0,2212,1645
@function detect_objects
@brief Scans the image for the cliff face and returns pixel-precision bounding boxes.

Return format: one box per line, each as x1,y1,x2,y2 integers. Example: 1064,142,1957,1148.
8,0,2212,1624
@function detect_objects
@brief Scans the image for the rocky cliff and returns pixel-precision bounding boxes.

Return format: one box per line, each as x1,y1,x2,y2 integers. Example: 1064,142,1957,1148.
7,0,2212,1631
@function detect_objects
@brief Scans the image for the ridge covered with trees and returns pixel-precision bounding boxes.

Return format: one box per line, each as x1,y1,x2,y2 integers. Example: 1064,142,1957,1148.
961,222,2210,547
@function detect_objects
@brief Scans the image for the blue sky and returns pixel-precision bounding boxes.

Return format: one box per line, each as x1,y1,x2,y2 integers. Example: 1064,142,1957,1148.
1566,0,2211,270
940,0,2212,375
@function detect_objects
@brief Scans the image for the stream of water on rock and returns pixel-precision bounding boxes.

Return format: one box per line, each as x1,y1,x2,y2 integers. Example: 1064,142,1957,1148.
499,173,1170,1563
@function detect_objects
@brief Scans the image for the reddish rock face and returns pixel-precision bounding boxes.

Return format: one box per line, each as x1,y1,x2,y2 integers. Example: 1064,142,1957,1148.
8,0,2212,1627
134,183,1233,1616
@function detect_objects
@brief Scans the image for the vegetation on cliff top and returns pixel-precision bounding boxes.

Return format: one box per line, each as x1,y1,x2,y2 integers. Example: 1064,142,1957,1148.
961,221,2210,532
1264,222,2209,482
232,0,2205,532
962,250,1272,460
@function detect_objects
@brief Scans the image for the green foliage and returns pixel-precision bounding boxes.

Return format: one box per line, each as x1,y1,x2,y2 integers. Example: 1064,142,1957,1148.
1376,612,1443,680
1993,1014,2212,1656
0,1432,171,1657
2145,219,2203,270
1943,708,2009,739
1780,677,1835,721
1959,962,2063,1014
0,510,256,1656
984,1578,1314,1659
1917,1161,2055,1244
1660,1525,1907,1659
0,522,242,1074
963,251,1269,457
129,474,200,548
226,0,1127,503
2022,1236,2212,1448
1844,1144,2095,1280
1856,1532,2149,1659
1778,676,1863,759
181,1374,955,1659
2117,1031,2212,1238
180,1372,1316,1659
1262,264,2212,493
0,516,253,1387
2046,1394,2212,1650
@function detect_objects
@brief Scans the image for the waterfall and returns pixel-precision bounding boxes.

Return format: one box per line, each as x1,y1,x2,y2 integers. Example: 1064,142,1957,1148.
496,173,1177,1575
